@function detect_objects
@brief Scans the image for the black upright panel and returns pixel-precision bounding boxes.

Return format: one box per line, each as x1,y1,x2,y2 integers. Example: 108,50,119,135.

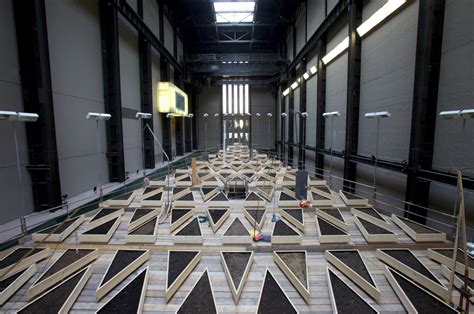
315,38,327,178
99,0,125,182
405,0,445,223
176,117,184,156
298,61,307,170
344,0,362,192
13,0,62,212
288,72,295,167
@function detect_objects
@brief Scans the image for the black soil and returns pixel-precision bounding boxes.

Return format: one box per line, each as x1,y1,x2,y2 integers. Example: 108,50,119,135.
316,186,331,194
208,209,228,225
98,269,147,314
359,217,393,234
433,248,474,267
330,250,375,286
451,269,474,288
201,187,215,195
168,251,199,288
328,270,376,314
246,192,263,201
341,191,363,200
19,268,88,314
318,218,347,235
177,271,216,314
0,268,27,292
176,218,202,236
38,216,81,234
171,208,192,224
276,252,307,288
112,191,134,200
312,192,329,201
246,209,266,225
221,173,232,178
319,208,344,222
205,176,217,181
178,176,191,182
389,268,456,314
397,216,441,234
381,249,442,285
0,248,45,269
222,252,252,290
90,208,121,222
354,207,384,221
173,187,186,195
282,208,303,224
224,219,248,236
38,249,94,283
258,176,269,182
280,192,296,201
130,208,155,223
178,192,194,201
143,187,159,194
144,192,162,201
257,270,297,314
273,220,299,236
130,217,156,235
210,192,228,202
83,217,118,235
242,173,253,179
101,250,147,285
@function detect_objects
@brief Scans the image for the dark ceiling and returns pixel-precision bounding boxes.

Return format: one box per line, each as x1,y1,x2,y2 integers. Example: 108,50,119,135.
162,0,304,54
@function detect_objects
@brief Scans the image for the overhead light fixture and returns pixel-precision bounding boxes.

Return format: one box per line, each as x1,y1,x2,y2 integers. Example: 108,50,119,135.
267,113,272,117
281,113,287,118
291,81,299,90
214,113,220,117
309,65,317,74
203,113,209,118
357,0,407,37
322,36,349,65
439,109,474,119
16,112,39,122
166,113,174,118
214,1,255,23
323,111,341,118
300,112,308,118
0,110,18,121
282,88,290,97
187,113,194,118
135,112,152,119
86,112,111,120
461,109,474,118
303,72,310,80
364,111,391,118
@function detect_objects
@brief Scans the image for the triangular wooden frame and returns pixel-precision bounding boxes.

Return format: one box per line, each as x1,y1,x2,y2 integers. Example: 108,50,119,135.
257,268,299,314
271,218,302,244
206,207,230,233
316,216,350,244
316,207,348,231
104,190,138,207
169,207,194,232
222,217,252,244
176,268,218,314
0,264,36,306
127,207,160,232
273,250,310,303
32,215,84,243
220,251,254,303
173,217,203,244
427,248,474,280
140,187,164,207
350,206,390,226
391,214,446,242
126,216,158,243
165,250,202,302
339,190,369,206
353,216,398,243
279,207,304,232
86,207,124,231
0,247,51,278
79,216,121,243
244,208,267,230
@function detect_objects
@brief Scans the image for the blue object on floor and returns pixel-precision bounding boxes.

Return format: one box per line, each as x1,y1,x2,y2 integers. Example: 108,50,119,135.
261,235,271,242
271,214,281,222
198,216,208,223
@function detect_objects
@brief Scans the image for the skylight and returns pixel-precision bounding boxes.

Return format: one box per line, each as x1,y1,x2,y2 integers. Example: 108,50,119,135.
214,1,255,23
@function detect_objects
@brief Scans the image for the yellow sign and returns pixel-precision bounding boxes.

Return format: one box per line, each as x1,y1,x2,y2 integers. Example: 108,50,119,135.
157,82,188,116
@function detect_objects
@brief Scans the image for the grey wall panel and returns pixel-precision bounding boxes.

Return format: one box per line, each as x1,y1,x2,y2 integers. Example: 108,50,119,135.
250,86,275,150
432,0,474,175
327,0,338,13
306,73,317,147
285,93,289,140
126,0,137,12
0,0,35,223
358,0,418,162
296,7,306,54
178,38,184,62
306,0,326,39
164,17,173,53
151,52,163,163
46,0,110,198
287,31,294,61
197,86,221,150
293,87,300,144
143,0,160,37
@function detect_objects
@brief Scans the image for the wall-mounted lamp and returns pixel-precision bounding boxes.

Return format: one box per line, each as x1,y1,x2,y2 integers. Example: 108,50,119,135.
267,113,273,117
357,0,407,37
86,112,111,120
203,113,209,118
214,113,220,117
135,112,152,120
322,111,341,118
187,113,194,118
309,65,317,74
303,72,310,80
300,112,308,118
282,88,290,97
364,111,391,119
291,81,299,90
166,113,174,118
281,113,288,118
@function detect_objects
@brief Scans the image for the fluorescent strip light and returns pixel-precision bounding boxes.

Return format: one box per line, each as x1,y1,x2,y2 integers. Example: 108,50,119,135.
309,65,317,74
323,111,341,118
16,112,39,122
461,109,474,119
291,81,299,90
0,110,18,121
282,88,290,96
357,0,407,37
322,36,349,65
364,111,391,119
303,72,310,80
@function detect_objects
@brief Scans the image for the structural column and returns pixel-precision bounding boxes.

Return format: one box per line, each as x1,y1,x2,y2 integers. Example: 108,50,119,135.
344,0,362,192
288,71,295,167
298,61,307,170
13,0,62,211
405,0,445,223
315,38,327,178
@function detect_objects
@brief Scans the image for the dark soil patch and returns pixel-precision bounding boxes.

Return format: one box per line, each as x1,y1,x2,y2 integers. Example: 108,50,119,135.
0,268,27,293
0,248,45,270
19,268,88,314
328,269,376,314
171,209,192,224
206,176,217,181
397,216,441,234
258,176,269,182
280,192,296,201
341,191,363,200
143,187,159,194
130,218,156,235
433,248,474,268
276,252,307,288
83,217,118,235
38,216,81,234
359,217,393,234
112,191,134,201
178,192,194,201
176,218,201,236
245,209,266,225
208,209,228,225
221,173,232,178
224,219,248,236
178,176,191,182
318,218,347,235
222,252,252,290
177,271,216,314
210,192,228,202
168,251,199,288
381,249,442,285
354,207,384,221
173,187,186,195
282,208,303,224
102,250,147,285
90,208,121,222
389,268,456,313
257,270,296,314
130,208,155,223
330,250,374,286
273,220,299,236
201,187,215,195
319,208,344,222
98,269,147,314
316,186,331,194
242,173,253,179
144,192,162,201
38,249,94,283
246,192,263,201
312,192,329,201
